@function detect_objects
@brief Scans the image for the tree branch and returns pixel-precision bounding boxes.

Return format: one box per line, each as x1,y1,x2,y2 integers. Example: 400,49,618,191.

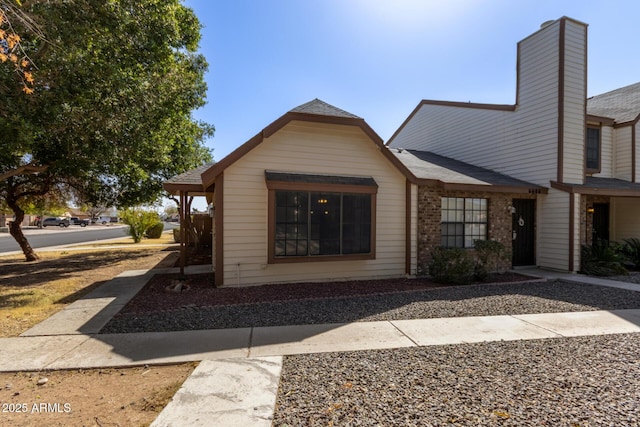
0,164,48,182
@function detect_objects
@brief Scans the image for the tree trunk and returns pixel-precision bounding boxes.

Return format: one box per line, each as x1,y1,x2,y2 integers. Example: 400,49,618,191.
7,200,39,262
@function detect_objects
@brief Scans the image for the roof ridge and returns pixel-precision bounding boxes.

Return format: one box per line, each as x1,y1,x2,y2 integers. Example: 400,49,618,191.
289,98,361,119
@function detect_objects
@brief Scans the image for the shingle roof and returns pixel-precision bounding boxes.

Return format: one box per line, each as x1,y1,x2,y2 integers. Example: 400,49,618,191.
390,148,545,192
587,82,640,124
553,177,640,197
165,162,215,185
290,99,361,119
585,176,640,191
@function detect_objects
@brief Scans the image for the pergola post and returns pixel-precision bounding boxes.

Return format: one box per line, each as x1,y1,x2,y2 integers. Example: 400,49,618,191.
179,190,187,276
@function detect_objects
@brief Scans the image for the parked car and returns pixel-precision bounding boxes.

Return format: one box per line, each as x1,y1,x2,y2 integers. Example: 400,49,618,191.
97,216,111,225
69,217,90,227
42,217,70,227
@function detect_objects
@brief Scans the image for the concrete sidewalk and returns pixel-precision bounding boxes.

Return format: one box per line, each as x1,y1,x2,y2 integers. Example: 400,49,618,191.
1,267,639,426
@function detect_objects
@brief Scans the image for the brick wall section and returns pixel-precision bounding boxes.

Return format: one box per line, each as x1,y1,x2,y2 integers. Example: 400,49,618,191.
581,195,610,246
416,186,533,275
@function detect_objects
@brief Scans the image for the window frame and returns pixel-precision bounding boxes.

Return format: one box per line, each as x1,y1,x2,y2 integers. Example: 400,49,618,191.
585,125,601,174
440,197,488,248
266,177,377,264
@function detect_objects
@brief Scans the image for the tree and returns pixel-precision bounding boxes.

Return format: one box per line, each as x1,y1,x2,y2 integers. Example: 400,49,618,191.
0,0,213,261
0,0,39,94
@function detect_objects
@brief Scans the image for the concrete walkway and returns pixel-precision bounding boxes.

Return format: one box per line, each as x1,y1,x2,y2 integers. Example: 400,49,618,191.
1,267,640,426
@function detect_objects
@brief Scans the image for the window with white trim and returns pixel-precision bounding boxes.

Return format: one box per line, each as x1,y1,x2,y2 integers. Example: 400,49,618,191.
441,197,487,248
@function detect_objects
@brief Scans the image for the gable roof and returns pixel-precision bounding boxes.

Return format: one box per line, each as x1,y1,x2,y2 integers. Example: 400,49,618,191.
587,82,640,125
390,148,547,194
200,99,412,190
164,162,215,194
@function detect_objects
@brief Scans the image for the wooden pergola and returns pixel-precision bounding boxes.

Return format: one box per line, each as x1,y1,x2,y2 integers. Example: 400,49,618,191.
163,163,215,275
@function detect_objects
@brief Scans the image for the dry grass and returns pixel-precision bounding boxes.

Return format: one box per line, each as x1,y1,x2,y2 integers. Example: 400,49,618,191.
0,245,178,337
69,232,177,248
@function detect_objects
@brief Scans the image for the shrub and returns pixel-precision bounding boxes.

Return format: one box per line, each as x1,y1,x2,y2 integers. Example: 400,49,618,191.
621,238,640,270
428,247,475,285
173,227,181,243
473,239,510,281
581,239,627,276
145,222,164,239
120,208,161,243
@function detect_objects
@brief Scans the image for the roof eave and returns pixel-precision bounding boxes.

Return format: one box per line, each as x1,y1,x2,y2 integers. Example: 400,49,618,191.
163,182,206,195
551,180,640,197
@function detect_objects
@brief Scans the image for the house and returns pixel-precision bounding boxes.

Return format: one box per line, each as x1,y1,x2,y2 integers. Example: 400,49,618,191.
166,100,417,287
165,16,640,286
387,16,640,273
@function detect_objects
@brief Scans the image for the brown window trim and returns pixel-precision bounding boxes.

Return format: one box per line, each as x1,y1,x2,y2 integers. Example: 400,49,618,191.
585,125,602,175
266,176,377,264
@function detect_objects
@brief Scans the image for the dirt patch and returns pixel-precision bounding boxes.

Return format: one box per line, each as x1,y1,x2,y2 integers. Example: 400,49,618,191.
0,363,195,427
0,244,187,426
118,272,535,315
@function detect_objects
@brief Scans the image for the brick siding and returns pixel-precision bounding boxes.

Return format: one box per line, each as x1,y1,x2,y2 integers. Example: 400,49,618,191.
416,186,534,275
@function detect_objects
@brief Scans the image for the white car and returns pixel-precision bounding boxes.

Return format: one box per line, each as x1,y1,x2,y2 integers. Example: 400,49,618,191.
97,216,111,225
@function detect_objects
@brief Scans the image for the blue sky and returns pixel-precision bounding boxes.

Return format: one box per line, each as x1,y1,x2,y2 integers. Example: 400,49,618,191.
183,0,640,162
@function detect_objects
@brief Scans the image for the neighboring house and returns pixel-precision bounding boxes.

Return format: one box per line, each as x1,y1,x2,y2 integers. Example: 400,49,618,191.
166,16,640,286
388,16,640,273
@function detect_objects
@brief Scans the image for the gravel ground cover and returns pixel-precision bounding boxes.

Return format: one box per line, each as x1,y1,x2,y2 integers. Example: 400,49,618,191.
273,333,640,426
608,271,640,284
101,279,640,333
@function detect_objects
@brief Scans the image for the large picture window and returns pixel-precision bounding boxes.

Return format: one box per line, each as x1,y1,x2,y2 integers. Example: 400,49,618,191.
266,171,377,263
274,191,372,258
441,197,487,248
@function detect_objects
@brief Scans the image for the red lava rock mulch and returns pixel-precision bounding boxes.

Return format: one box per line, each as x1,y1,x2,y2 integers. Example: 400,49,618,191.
118,272,536,315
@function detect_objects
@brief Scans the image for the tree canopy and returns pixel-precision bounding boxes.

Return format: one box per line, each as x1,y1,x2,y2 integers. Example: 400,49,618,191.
0,0,213,260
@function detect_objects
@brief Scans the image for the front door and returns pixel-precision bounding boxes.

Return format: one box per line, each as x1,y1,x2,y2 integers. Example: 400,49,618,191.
592,203,610,242
512,199,536,266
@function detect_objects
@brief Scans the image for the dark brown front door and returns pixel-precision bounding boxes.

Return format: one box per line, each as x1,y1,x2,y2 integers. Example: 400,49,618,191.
592,203,610,242
512,199,535,266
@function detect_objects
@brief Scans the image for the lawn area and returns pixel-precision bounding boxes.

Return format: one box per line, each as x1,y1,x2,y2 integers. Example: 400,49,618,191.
0,241,178,337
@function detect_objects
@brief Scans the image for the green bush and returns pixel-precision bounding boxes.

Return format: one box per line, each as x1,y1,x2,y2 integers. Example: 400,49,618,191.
173,227,181,243
581,239,627,276
120,208,161,243
473,239,510,281
621,238,640,270
428,247,475,285
144,222,164,239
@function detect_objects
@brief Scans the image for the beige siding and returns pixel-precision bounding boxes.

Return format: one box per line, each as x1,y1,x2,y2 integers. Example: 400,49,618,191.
390,20,589,188
614,126,633,181
537,189,570,270
561,21,586,184
611,198,640,240
593,125,614,178
221,121,407,287
636,122,640,183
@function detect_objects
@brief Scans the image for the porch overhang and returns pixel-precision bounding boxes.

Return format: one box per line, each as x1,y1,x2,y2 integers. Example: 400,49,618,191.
551,178,640,197
163,163,216,275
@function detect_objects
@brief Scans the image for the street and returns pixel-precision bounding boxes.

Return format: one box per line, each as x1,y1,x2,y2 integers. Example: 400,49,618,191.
0,222,178,254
